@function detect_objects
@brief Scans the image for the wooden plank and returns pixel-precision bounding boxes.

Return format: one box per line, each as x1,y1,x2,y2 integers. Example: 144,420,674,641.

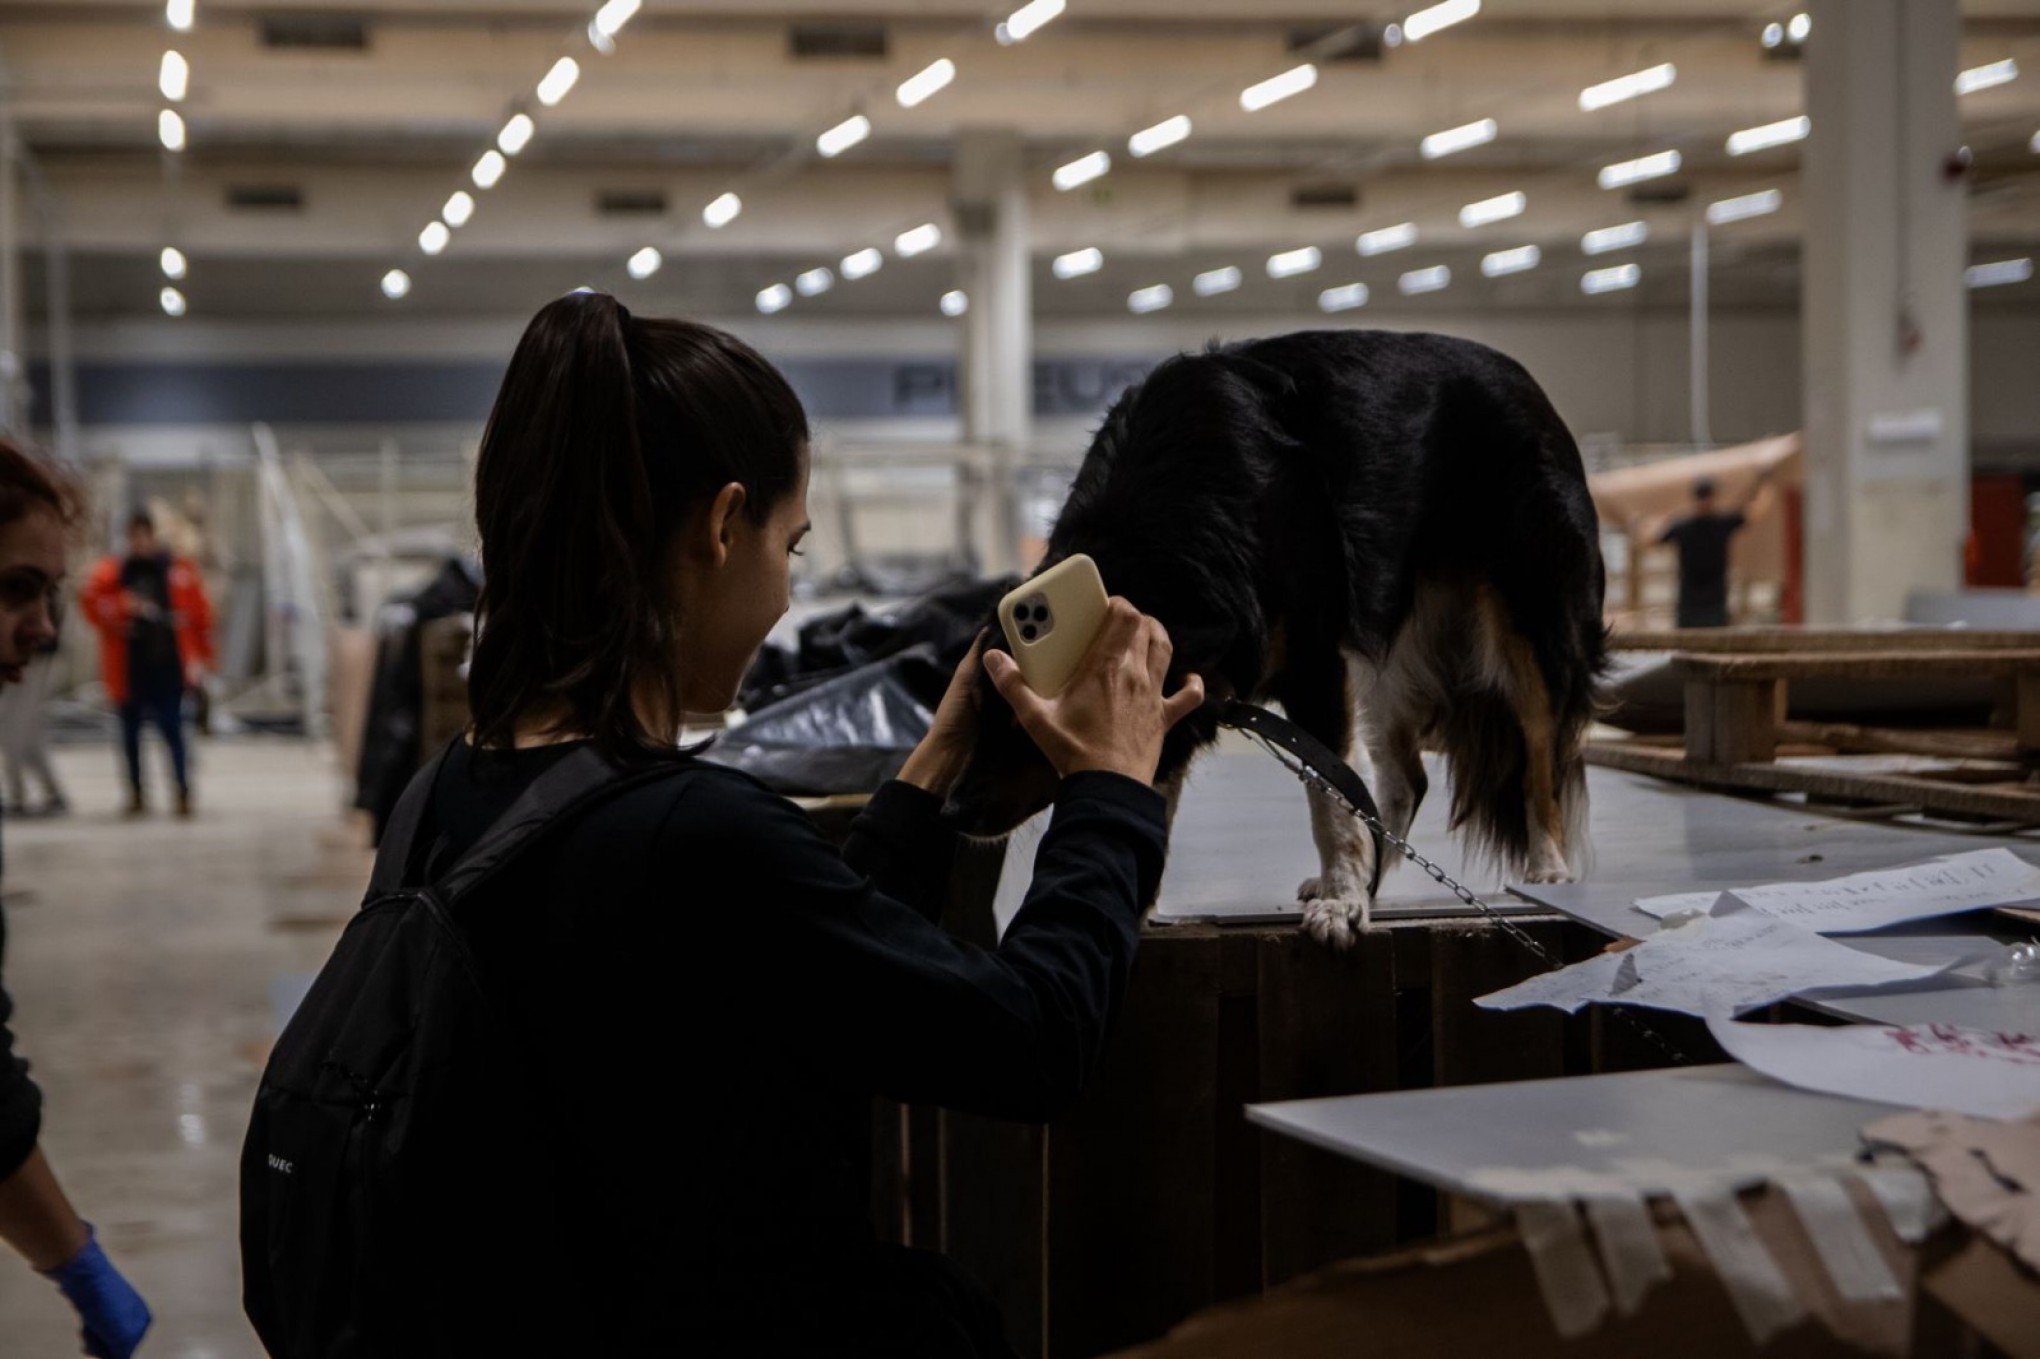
1586,740,2040,825
1429,923,1570,1088
1044,931,1229,1359
1612,627,2040,653
1255,926,1401,1288
1774,720,2024,762
1674,650,2040,681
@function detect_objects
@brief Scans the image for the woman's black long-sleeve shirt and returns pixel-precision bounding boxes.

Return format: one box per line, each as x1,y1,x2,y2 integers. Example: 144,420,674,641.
427,741,1167,1345
0,904,41,1183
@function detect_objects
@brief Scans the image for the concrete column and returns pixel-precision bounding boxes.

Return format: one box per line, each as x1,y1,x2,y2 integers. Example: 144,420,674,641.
0,105,22,437
952,129,1032,573
1801,0,1969,623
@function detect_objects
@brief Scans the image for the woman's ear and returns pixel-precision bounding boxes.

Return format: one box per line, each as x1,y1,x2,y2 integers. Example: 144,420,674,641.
701,482,749,565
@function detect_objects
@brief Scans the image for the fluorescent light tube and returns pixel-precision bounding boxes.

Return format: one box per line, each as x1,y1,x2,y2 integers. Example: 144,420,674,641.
1127,284,1173,314
1581,221,1648,254
1705,189,1782,224
1582,263,1641,294
1458,191,1525,227
1129,115,1191,157
816,114,872,158
1053,151,1111,191
1357,223,1418,256
1404,0,1479,43
1193,266,1242,296
1966,258,2032,288
1053,247,1104,279
897,59,956,108
1241,64,1317,113
1319,282,1369,312
1598,150,1680,188
703,192,742,228
1956,59,2018,96
160,50,189,102
1420,117,1497,160
472,150,506,188
627,247,662,281
1579,63,1674,112
1481,245,1540,277
497,113,535,156
1399,265,1450,294
1267,246,1323,278
537,57,580,107
1726,115,1808,156
895,223,942,256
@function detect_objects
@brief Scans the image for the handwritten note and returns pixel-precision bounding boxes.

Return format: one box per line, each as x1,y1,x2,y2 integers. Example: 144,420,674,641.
1476,898,1948,1017
1636,848,2040,935
1710,1016,2040,1121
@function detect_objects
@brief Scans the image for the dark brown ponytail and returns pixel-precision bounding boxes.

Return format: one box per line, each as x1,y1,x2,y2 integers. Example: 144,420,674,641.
467,292,808,754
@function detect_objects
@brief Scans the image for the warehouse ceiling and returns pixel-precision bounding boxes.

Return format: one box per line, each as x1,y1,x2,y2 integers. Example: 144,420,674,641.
2,0,2037,320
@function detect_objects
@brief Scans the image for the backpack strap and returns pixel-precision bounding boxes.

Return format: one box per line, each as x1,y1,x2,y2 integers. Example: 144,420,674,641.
366,743,456,897
427,746,692,906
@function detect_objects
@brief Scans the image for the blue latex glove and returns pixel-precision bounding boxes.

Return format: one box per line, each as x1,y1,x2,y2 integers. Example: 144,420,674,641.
39,1225,152,1359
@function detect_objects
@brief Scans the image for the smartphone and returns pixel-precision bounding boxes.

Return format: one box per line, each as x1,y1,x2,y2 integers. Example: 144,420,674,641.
998,554,1109,697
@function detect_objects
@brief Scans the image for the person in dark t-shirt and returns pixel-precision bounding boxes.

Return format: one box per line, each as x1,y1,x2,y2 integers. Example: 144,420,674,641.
1657,467,1778,628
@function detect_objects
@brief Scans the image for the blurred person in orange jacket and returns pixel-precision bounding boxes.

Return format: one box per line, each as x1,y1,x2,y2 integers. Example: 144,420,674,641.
79,512,215,817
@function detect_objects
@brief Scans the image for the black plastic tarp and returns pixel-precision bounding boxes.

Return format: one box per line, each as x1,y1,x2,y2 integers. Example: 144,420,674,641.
710,645,950,796
739,574,1014,711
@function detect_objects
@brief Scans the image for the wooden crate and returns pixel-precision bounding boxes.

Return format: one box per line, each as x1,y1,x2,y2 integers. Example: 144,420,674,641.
880,827,1613,1359
1591,638,2040,827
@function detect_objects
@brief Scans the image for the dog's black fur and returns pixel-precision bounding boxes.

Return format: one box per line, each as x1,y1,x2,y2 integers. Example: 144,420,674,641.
949,330,1606,915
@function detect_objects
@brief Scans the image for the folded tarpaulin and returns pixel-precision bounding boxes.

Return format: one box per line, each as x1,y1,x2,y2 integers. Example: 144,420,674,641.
711,645,951,797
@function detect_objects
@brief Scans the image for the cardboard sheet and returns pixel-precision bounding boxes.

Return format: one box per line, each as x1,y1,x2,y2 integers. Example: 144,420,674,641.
1475,900,1948,1018
1710,1016,2040,1121
1864,1109,2040,1271
1636,848,2040,935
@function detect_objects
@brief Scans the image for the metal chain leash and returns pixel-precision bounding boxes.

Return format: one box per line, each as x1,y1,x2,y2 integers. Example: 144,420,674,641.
1230,725,1693,1066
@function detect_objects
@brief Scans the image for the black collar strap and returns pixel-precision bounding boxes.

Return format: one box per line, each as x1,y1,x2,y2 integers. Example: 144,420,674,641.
1215,700,1387,897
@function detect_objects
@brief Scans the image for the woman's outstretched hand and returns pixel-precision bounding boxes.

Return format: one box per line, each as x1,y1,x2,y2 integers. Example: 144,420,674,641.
897,632,990,797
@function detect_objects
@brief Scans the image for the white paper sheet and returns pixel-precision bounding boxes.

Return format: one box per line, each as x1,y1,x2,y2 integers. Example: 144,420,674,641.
1476,900,1949,1017
1710,1016,2040,1121
1635,848,2040,934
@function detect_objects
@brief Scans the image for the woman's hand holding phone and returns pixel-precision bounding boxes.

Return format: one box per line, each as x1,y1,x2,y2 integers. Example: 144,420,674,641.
983,597,1204,786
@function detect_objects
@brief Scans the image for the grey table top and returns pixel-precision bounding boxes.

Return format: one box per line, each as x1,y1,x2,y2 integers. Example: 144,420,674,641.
1247,1064,1893,1203
1505,766,2040,1029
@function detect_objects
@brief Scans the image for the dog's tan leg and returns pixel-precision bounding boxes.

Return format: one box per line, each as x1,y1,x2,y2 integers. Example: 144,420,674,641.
1489,609,1572,885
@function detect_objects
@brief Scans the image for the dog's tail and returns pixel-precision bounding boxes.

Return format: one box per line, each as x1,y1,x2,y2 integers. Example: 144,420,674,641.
1425,579,1606,878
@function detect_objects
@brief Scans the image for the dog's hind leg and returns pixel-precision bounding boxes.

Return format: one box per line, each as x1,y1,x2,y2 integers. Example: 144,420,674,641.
1281,651,1378,947
1488,606,1573,885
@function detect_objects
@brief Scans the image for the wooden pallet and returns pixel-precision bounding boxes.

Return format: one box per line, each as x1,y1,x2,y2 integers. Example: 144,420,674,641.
1589,638,2040,826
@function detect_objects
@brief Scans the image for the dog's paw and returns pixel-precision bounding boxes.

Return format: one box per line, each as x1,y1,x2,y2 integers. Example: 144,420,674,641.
1301,895,1369,948
1520,864,1577,886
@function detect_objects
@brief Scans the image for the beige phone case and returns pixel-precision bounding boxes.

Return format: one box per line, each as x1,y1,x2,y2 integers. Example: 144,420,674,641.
998,554,1109,697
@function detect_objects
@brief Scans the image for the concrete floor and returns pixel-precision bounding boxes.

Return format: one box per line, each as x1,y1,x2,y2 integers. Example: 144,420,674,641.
0,739,366,1357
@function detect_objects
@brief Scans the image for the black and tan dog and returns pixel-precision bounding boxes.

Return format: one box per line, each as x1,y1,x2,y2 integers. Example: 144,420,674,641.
948,330,1606,946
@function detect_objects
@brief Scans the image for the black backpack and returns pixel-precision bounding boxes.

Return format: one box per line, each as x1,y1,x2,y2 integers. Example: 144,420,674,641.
239,743,688,1357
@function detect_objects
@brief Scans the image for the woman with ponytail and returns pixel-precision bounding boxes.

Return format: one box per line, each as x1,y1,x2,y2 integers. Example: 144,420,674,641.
314,293,1199,1354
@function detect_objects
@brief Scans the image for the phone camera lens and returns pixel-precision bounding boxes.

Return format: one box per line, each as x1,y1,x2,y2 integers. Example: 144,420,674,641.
1020,624,1038,642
